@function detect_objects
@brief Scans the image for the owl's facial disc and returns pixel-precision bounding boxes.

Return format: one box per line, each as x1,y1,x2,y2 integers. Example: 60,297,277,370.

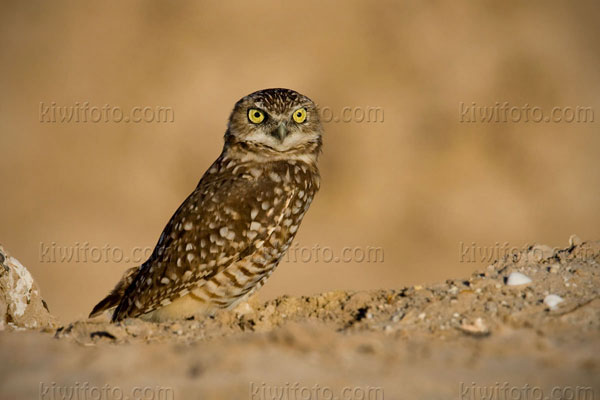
247,110,315,152
226,89,322,155
235,107,319,151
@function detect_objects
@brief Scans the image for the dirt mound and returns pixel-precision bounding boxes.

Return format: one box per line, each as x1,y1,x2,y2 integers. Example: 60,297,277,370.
1,239,599,399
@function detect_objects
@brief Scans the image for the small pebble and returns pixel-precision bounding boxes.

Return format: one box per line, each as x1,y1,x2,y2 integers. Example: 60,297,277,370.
569,234,582,247
529,244,555,261
170,323,183,335
544,294,564,310
391,311,404,323
485,302,497,313
235,302,253,317
459,318,489,336
506,272,532,286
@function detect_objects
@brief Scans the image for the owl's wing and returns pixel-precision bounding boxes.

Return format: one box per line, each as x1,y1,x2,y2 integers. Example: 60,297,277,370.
111,162,295,321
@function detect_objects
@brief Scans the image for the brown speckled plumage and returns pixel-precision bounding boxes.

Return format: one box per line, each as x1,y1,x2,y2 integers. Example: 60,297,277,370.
90,88,322,322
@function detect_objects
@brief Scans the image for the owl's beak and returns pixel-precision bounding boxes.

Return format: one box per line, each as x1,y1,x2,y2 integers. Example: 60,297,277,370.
272,122,288,141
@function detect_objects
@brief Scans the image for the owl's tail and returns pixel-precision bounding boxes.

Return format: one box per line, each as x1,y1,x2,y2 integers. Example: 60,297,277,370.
89,266,140,318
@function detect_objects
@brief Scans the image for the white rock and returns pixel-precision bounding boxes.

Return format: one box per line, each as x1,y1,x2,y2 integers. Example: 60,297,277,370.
544,294,564,310
506,272,532,286
1,245,56,329
6,256,33,317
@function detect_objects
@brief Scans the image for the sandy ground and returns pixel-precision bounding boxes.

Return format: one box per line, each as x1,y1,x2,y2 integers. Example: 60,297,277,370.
1,240,599,399
3,1,600,324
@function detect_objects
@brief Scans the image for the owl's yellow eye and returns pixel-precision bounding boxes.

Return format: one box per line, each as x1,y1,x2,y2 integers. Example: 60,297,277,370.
248,109,265,124
292,107,307,123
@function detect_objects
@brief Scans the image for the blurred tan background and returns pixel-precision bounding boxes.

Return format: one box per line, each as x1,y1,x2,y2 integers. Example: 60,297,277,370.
0,1,598,322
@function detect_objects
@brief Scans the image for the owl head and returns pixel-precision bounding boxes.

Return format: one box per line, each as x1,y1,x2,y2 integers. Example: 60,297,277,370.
225,88,322,156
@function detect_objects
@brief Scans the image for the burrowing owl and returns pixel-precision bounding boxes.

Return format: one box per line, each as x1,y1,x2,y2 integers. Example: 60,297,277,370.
90,88,322,322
